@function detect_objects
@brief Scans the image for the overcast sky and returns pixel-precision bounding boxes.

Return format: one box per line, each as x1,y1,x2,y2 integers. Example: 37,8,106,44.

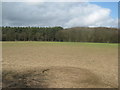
2,2,118,28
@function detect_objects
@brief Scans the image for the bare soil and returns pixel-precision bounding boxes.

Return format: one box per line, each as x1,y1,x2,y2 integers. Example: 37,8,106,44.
2,42,118,88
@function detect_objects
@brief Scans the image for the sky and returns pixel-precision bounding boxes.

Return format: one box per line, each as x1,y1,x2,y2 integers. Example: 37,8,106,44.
2,2,118,28
90,2,118,19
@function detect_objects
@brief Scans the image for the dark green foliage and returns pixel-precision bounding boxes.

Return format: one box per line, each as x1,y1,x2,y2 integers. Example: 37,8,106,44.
2,26,63,41
1,26,118,43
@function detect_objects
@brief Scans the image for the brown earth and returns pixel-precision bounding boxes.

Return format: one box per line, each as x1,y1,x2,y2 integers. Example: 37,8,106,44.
2,42,118,88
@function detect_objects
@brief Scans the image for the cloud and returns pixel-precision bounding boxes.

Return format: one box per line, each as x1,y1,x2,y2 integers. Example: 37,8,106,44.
2,2,118,28
2,0,119,2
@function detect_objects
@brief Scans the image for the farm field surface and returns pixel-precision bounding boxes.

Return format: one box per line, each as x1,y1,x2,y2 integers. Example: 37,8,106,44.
2,41,118,88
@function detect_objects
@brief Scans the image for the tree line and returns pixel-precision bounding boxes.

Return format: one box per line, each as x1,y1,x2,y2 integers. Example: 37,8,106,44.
2,26,63,41
2,26,118,43
56,27,118,43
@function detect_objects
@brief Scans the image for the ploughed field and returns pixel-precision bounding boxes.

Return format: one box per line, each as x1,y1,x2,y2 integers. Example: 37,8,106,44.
2,42,118,88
